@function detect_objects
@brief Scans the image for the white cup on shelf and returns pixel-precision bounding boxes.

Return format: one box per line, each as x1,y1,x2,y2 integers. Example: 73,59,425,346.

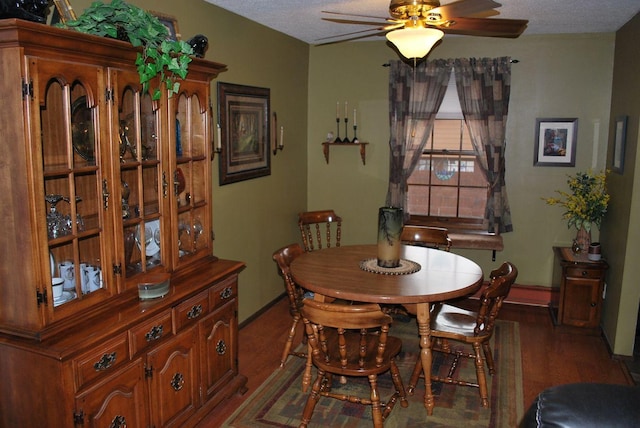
58,261,75,291
52,277,64,301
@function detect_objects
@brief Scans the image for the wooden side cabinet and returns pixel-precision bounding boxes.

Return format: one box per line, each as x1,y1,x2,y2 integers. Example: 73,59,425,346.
550,246,608,333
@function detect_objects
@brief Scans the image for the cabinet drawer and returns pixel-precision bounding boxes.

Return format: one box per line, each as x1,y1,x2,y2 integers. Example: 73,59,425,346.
565,267,603,280
174,290,210,331
73,333,130,390
129,310,174,355
210,276,237,309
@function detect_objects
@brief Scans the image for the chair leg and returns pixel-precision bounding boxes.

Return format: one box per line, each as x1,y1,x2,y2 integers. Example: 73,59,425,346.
367,374,384,428
302,344,313,392
407,356,423,396
280,315,300,368
388,359,409,412
299,369,324,428
482,341,495,375
472,342,489,407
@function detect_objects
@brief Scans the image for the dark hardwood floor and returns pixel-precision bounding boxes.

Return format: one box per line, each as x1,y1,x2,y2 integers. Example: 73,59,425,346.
196,296,634,427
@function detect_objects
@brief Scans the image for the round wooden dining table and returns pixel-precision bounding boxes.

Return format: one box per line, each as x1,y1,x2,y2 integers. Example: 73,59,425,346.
290,244,483,417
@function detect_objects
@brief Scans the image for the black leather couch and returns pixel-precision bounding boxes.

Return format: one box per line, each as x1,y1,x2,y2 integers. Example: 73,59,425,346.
521,383,640,427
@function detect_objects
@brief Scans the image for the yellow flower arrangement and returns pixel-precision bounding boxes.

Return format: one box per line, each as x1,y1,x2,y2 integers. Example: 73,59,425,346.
543,170,610,232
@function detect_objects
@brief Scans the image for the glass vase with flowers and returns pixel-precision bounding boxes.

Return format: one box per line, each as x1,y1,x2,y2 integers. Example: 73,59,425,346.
543,170,609,252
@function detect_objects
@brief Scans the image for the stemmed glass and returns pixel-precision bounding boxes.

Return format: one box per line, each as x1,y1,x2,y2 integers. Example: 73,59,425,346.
192,219,203,250
63,196,85,232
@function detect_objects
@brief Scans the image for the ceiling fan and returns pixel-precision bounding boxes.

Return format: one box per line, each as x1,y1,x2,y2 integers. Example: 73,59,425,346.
321,0,528,57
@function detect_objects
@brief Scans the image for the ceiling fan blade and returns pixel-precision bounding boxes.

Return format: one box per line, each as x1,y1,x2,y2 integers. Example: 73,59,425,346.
322,10,392,21
322,17,392,27
316,27,389,42
437,17,528,38
432,0,501,21
315,30,389,46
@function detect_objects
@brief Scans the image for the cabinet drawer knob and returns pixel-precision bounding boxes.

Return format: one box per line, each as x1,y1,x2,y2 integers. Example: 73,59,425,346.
171,372,185,391
94,352,117,371
187,304,203,319
145,325,164,342
582,271,588,276
220,287,233,300
591,302,597,307
109,415,126,428
216,339,227,355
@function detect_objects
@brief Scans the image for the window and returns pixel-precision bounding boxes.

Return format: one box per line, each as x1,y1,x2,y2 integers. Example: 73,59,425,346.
407,71,488,226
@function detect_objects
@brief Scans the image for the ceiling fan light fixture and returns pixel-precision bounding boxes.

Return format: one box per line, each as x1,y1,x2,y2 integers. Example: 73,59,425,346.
386,27,444,59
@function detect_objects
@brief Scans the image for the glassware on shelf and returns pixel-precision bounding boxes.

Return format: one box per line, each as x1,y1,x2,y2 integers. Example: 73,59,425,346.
178,220,190,256
63,196,85,232
192,218,203,249
45,194,68,239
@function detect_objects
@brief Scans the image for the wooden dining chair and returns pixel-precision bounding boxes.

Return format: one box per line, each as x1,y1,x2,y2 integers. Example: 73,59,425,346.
407,261,518,408
272,244,310,375
298,210,342,252
401,225,451,251
299,299,408,428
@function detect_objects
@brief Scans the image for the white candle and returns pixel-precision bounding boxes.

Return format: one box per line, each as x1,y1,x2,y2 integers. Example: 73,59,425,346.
344,101,348,119
216,124,221,150
279,126,284,149
336,101,339,119
354,108,357,126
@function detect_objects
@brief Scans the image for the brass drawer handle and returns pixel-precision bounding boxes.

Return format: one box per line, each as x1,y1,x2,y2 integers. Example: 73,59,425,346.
216,339,227,355
94,352,117,371
187,304,203,319
220,287,233,300
109,415,126,428
171,372,185,391
145,325,164,342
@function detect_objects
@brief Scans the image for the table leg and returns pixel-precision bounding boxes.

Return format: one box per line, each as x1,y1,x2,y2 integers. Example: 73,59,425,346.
415,302,434,416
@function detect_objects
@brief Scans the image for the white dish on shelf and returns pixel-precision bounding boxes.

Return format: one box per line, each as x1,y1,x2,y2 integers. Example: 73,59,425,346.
53,291,77,307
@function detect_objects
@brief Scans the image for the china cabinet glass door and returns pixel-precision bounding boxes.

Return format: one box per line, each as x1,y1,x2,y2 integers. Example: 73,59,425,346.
37,58,111,309
172,85,212,267
111,70,168,290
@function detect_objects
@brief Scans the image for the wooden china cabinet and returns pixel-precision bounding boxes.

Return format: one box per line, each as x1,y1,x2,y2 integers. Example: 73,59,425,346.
0,19,246,427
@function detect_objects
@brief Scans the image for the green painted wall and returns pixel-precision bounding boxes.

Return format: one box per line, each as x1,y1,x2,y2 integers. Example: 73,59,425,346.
308,34,615,285
603,12,640,355
66,1,638,355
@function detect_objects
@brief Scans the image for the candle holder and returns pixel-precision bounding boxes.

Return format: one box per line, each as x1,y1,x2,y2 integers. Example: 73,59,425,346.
352,125,359,143
334,118,342,143
342,118,350,143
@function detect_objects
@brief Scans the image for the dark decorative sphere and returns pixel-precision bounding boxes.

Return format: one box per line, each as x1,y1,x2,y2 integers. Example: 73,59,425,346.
187,34,208,58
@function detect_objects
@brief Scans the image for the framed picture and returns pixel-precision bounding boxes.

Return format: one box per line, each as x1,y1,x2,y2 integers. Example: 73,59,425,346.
52,0,76,24
612,115,627,174
150,11,180,40
534,118,578,167
217,82,271,185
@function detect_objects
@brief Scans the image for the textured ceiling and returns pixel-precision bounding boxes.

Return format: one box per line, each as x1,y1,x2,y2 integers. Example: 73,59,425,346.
203,0,640,44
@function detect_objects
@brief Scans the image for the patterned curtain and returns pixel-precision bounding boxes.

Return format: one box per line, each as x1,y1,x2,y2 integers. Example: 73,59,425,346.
386,59,452,215
453,57,513,233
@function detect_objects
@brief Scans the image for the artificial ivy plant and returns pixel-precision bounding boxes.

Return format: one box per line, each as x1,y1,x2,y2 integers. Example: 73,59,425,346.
60,0,193,100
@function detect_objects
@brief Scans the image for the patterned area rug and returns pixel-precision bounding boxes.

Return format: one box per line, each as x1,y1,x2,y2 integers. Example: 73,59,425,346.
222,318,523,428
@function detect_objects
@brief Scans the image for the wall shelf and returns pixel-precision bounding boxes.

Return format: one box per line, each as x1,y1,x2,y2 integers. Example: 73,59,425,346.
322,141,368,165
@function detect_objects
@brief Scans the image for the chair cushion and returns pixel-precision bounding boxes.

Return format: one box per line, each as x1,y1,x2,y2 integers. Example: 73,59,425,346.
521,383,640,428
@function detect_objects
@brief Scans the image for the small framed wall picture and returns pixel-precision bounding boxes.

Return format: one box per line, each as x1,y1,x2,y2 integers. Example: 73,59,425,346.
52,0,77,24
534,118,578,167
612,115,627,174
150,11,180,40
